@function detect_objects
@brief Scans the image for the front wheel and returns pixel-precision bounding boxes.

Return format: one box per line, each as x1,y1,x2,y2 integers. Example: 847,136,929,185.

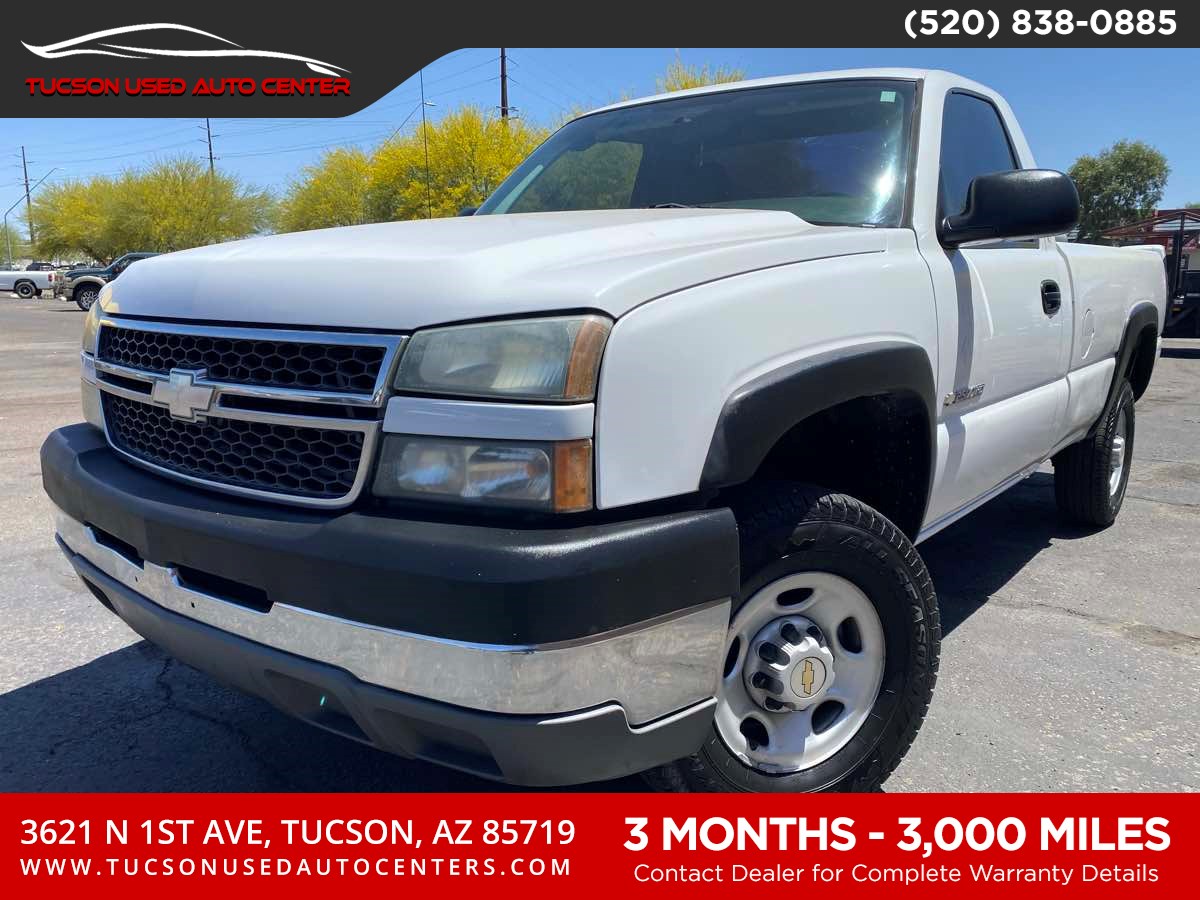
75,285,100,311
648,485,940,793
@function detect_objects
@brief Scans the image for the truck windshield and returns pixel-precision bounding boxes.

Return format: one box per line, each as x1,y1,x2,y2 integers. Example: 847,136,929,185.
477,79,916,227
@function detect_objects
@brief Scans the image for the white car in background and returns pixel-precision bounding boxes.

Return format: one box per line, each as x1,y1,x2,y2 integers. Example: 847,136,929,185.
0,267,56,299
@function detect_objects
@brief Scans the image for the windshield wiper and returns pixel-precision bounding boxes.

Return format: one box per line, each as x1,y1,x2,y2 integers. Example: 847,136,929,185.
647,202,703,209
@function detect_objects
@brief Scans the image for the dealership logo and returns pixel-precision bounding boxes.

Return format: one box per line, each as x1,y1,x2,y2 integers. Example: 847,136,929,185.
152,369,215,422
22,23,347,76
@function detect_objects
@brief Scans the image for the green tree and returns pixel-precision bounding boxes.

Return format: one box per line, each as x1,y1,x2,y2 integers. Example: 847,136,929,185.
33,158,272,258
1069,140,1169,242
1186,201,1200,209
32,178,120,261
1,222,30,265
277,148,372,232
366,106,547,221
655,54,746,93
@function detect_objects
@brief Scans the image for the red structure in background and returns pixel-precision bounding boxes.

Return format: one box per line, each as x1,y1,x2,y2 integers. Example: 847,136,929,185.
1102,209,1200,335
1102,208,1199,287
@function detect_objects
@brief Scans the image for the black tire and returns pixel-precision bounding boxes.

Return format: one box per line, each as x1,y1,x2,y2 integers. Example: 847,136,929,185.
1053,380,1135,527
74,284,100,311
14,280,35,299
647,484,940,793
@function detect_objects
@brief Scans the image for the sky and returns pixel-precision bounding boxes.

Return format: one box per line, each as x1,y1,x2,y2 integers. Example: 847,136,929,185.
2,46,1197,226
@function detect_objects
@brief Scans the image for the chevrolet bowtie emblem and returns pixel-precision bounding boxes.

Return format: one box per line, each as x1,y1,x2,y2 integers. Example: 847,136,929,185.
151,368,215,421
800,659,816,696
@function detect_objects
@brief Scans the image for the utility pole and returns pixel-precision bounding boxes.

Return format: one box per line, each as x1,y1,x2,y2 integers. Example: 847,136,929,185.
204,118,216,175
20,145,34,244
419,69,433,219
499,48,509,120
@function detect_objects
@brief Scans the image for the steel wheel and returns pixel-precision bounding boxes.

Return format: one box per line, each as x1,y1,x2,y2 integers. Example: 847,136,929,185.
715,571,886,774
1109,408,1128,497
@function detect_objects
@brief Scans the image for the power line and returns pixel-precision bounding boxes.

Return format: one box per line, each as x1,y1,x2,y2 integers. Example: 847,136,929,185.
220,130,396,159
382,102,425,144
513,51,600,107
506,77,569,117
427,76,498,100
35,137,202,166
367,51,501,115
508,53,592,109
424,54,499,88
18,121,198,152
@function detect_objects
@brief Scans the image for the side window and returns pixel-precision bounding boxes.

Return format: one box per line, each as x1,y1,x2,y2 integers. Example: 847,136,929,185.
939,92,1018,218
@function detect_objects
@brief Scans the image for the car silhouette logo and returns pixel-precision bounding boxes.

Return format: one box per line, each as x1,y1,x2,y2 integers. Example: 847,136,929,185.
22,23,347,77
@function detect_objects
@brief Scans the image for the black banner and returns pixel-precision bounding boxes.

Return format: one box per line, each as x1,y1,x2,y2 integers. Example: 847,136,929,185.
1,1,1196,118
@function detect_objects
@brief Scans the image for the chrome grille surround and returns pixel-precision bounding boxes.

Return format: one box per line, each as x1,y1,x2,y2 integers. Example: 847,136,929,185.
85,318,405,509
98,325,388,394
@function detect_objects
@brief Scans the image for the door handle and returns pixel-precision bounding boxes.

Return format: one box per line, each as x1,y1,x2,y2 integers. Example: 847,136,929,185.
1041,280,1062,315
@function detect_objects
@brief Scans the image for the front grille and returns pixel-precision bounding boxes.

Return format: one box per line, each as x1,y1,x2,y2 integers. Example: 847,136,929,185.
98,325,387,394
102,393,364,500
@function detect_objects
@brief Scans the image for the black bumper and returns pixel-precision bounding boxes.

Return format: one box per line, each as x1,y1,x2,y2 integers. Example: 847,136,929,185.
42,424,740,785
42,424,739,645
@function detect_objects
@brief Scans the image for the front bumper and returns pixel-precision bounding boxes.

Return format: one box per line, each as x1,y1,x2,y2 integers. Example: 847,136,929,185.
43,424,739,785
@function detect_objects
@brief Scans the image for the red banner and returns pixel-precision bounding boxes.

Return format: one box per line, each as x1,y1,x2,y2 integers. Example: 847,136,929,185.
5,793,1194,898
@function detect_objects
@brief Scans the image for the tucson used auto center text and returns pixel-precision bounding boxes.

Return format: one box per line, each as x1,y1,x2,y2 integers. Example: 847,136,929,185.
24,77,351,97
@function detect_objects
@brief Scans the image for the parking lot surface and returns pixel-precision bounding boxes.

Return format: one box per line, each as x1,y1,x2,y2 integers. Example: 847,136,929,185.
2,295,1197,791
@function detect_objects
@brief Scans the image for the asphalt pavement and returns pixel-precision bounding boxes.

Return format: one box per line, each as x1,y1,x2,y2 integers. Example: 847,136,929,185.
1,295,1197,791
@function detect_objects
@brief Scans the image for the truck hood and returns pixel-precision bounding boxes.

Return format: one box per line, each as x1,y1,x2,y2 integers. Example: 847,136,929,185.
105,209,887,330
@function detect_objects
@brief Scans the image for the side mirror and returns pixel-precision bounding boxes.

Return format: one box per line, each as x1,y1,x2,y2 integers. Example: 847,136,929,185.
939,169,1078,247
458,207,478,217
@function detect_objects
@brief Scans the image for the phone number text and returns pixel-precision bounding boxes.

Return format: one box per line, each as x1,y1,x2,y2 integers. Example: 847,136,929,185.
905,9,1177,39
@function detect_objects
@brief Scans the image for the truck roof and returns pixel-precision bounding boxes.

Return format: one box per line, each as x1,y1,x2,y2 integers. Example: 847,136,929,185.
587,68,993,117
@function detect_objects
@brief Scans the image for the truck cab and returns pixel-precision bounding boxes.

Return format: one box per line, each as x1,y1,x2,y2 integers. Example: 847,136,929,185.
42,69,1165,792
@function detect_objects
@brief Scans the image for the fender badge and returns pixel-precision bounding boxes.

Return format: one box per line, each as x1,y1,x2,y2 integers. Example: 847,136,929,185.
943,384,985,407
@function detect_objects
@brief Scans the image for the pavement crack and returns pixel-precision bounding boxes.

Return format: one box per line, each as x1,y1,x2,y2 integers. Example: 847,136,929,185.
980,593,1200,654
153,657,304,790
1126,493,1200,509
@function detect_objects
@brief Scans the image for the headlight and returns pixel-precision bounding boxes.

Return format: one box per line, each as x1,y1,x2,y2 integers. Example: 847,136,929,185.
81,299,102,353
373,436,593,512
394,315,611,401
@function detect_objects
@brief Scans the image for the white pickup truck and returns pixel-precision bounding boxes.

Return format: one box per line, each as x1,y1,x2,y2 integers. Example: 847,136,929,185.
43,69,1166,792
1,266,56,298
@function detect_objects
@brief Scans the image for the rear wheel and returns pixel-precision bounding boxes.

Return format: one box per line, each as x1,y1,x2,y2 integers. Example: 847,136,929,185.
1053,380,1135,527
647,484,939,793
14,280,35,299
75,284,100,311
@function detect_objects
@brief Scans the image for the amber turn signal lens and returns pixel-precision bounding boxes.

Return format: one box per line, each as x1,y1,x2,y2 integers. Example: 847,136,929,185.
553,439,593,512
562,317,611,401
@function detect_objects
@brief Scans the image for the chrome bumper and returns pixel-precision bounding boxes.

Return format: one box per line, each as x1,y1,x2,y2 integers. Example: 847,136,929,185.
54,507,728,725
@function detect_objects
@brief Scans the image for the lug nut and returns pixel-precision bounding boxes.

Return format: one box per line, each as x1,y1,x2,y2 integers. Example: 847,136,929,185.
752,672,784,695
757,641,787,665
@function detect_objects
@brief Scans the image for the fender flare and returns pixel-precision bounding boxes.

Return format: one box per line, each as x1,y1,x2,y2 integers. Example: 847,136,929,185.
1091,301,1159,435
72,278,105,297
699,341,937,502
